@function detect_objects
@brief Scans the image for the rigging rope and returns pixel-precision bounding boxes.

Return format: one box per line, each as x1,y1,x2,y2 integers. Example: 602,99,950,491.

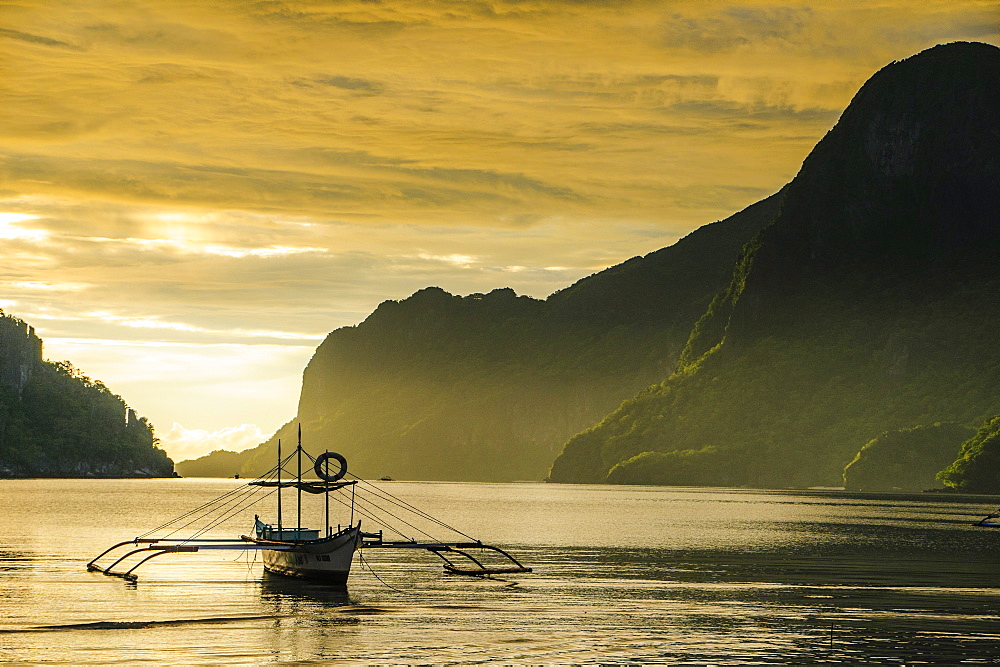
154,473,276,540
132,445,480,550
323,487,426,541
136,451,294,540
347,475,478,541
181,487,277,544
137,482,257,539
327,485,445,542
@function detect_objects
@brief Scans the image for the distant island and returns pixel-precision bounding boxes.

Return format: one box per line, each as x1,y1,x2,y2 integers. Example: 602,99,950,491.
0,311,174,478
173,41,995,492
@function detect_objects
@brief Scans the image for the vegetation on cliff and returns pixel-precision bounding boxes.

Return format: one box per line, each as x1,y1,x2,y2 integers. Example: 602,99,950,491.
842,423,973,492
0,311,172,478
937,415,1000,493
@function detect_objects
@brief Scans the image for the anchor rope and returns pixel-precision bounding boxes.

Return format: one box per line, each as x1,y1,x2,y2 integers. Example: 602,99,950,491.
357,550,416,596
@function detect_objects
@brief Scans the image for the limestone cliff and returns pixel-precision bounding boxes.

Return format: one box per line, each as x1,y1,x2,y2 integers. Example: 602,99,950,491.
0,310,174,478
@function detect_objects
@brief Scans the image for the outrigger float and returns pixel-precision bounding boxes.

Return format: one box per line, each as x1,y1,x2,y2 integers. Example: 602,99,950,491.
88,429,531,584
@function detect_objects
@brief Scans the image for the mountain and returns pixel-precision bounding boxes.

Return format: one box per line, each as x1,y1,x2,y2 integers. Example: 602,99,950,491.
174,448,248,478
842,423,972,492
181,190,783,480
0,311,173,478
549,42,1000,487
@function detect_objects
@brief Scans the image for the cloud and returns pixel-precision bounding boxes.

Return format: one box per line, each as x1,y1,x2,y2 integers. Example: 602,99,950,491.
82,311,326,341
0,27,82,50
86,237,327,259
3,0,884,228
6,280,88,292
415,253,478,267
299,75,386,95
656,6,813,53
158,422,270,461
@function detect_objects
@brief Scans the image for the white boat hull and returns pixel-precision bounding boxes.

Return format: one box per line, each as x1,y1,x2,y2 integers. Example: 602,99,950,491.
256,525,361,584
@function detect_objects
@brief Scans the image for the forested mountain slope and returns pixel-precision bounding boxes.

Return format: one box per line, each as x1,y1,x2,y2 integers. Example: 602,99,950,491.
938,414,1000,494
549,42,1000,487
181,190,782,480
0,311,173,478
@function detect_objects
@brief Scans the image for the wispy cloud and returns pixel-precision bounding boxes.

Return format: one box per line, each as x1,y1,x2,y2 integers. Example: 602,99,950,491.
0,27,82,50
89,237,327,259
5,281,88,292
82,311,326,340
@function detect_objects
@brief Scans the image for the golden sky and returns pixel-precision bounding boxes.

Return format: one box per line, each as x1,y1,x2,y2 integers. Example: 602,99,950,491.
1,0,996,461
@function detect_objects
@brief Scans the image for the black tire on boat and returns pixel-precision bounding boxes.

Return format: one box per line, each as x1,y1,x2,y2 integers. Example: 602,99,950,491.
314,451,348,482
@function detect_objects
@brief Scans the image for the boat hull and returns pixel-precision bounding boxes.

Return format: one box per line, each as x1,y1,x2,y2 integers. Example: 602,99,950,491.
256,525,361,583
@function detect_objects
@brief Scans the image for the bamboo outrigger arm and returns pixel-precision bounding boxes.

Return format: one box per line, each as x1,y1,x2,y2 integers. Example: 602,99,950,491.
86,538,168,569
96,546,200,581
360,538,532,576
87,538,296,581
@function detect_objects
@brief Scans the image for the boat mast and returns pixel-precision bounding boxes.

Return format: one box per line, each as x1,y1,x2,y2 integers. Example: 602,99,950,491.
297,423,302,538
276,438,282,534
324,450,330,537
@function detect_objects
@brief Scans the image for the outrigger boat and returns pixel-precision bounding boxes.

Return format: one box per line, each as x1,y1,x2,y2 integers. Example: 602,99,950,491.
88,428,531,583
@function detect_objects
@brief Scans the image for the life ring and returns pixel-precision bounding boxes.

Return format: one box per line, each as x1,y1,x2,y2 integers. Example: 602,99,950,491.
314,451,348,482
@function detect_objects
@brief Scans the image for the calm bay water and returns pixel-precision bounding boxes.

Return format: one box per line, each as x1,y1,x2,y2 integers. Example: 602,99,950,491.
1,478,999,664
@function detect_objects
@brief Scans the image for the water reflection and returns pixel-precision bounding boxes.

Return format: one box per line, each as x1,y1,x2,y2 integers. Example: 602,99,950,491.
258,571,351,607
254,573,371,663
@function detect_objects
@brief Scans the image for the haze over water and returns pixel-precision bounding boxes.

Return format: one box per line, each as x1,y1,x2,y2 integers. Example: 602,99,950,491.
2,479,999,663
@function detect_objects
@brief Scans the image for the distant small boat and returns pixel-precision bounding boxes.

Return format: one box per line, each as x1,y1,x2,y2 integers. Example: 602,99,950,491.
379,476,393,482
88,427,531,584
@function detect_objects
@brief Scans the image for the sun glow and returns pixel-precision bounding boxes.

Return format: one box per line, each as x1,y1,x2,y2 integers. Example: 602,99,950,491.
0,213,48,242
41,337,317,454
417,253,478,267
